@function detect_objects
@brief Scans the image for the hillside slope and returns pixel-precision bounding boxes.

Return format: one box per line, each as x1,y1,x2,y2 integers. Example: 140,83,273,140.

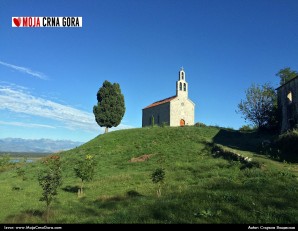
0,126,297,223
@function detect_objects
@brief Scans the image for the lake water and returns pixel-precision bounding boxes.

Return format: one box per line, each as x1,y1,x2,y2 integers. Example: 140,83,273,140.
10,159,35,163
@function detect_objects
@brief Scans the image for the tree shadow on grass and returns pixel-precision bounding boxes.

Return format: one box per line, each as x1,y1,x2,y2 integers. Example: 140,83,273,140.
212,129,298,163
212,129,268,153
4,210,44,223
52,189,145,223
126,190,143,197
62,185,80,193
93,190,144,210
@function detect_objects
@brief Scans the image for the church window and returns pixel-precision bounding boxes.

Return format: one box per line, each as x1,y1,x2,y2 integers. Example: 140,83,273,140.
179,82,182,91
287,91,293,103
183,83,186,91
181,72,184,80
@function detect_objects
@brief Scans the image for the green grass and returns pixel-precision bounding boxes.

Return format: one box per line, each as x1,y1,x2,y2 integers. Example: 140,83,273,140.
0,126,297,223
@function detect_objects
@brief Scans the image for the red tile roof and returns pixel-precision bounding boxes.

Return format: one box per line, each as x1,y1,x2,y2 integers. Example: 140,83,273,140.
143,95,176,109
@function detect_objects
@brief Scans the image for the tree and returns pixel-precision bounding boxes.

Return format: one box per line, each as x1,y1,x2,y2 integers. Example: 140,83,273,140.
38,155,62,222
151,168,165,197
93,80,125,133
74,155,96,197
237,83,278,130
276,67,298,85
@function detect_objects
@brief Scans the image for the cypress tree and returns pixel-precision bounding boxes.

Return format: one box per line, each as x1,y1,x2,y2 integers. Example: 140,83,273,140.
93,80,125,133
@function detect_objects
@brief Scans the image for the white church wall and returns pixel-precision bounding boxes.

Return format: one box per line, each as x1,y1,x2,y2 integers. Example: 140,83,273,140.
170,98,195,126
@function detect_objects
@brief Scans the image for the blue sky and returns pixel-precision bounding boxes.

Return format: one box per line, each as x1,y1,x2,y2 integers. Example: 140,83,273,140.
0,0,298,142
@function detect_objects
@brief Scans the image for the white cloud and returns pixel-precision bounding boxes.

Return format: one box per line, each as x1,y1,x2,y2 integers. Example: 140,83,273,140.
0,84,133,133
0,121,56,129
0,61,47,80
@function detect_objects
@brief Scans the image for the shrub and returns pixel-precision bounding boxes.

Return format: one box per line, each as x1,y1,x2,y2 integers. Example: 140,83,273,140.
239,125,255,132
161,122,168,128
151,115,155,127
16,157,28,181
16,167,26,181
0,155,10,167
151,168,165,197
0,155,14,172
275,129,298,161
194,122,207,127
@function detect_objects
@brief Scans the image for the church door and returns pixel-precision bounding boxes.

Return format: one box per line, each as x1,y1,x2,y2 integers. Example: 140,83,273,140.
180,119,185,127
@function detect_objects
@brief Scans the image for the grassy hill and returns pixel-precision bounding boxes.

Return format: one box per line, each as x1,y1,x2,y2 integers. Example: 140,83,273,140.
0,126,297,223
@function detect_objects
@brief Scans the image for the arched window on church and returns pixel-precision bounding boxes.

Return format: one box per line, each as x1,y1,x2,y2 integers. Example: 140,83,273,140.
179,82,182,91
181,72,184,80
183,83,186,91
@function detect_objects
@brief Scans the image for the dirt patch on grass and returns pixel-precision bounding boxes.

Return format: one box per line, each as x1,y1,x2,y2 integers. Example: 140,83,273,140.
129,154,153,163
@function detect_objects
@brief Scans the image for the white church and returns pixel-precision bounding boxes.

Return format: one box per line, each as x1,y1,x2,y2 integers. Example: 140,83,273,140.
142,68,195,127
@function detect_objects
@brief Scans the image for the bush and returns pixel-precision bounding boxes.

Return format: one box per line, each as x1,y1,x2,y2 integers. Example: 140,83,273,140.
16,167,26,181
194,122,207,127
275,129,298,160
0,155,10,166
161,122,168,128
0,155,14,172
151,168,165,197
239,125,255,132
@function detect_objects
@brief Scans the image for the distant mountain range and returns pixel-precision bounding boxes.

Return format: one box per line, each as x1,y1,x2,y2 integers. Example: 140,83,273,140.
0,138,84,153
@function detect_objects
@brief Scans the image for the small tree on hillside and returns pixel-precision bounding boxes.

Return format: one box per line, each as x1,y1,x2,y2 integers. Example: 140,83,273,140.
276,67,298,85
38,155,62,222
151,115,155,127
74,155,96,197
93,80,125,133
151,168,165,197
237,83,278,131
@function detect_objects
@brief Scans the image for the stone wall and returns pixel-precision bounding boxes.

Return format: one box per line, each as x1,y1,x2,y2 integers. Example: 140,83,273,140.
142,102,170,127
277,77,298,132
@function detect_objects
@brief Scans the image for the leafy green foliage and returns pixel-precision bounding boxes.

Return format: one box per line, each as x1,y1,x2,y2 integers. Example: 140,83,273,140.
0,154,15,172
151,168,165,184
274,129,298,161
0,154,11,170
0,154,10,166
93,80,125,133
237,83,278,131
194,122,207,127
151,115,155,127
16,157,28,181
239,125,255,132
74,155,96,196
16,167,26,181
38,155,62,222
276,67,298,85
151,168,165,197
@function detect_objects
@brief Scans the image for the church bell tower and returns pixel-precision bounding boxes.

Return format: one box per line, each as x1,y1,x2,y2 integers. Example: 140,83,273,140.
176,67,188,98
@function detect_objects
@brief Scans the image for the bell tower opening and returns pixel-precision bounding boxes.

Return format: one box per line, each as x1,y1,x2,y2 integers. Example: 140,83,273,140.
176,67,188,98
